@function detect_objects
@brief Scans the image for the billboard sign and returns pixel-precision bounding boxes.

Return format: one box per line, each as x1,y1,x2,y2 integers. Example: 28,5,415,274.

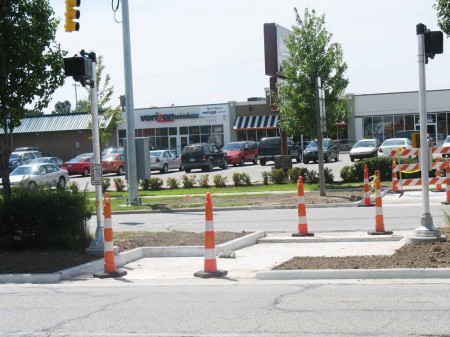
264,23,292,77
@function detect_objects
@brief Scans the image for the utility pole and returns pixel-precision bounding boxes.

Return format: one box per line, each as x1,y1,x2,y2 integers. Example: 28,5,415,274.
72,83,79,111
121,0,139,205
409,23,443,243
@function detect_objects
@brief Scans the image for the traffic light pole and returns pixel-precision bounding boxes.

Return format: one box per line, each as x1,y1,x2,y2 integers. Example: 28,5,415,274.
121,0,139,205
86,54,105,254
409,24,440,243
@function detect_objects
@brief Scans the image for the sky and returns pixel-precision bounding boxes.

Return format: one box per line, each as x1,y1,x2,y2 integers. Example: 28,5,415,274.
46,0,448,114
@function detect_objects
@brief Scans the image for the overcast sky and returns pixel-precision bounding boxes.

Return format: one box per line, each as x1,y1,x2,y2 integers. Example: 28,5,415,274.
46,0,448,113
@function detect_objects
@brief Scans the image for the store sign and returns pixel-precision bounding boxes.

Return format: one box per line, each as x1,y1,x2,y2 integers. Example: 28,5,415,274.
200,106,227,115
140,112,200,123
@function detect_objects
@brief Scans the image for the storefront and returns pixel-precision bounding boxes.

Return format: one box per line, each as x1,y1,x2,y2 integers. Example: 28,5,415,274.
347,89,450,146
116,103,234,155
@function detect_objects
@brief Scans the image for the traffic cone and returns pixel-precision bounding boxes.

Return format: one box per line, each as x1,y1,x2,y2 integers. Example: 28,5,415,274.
94,193,127,278
292,176,314,237
194,192,228,278
362,164,374,206
368,170,393,235
391,160,400,193
442,164,450,205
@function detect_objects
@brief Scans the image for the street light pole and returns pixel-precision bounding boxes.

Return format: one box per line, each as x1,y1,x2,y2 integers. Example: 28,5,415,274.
409,23,441,243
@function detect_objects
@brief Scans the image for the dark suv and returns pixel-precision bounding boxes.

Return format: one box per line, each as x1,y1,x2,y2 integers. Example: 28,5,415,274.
180,143,228,173
257,137,301,166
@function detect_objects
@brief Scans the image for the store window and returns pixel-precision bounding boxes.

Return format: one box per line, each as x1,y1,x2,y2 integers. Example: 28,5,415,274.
363,117,373,138
383,116,393,139
393,116,404,137
373,117,383,141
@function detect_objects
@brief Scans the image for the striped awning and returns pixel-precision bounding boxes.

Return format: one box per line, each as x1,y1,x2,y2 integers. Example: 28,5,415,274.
233,115,279,130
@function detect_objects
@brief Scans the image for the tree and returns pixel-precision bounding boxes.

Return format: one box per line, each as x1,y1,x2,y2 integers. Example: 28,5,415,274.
52,100,72,114
82,56,123,148
0,0,66,200
75,99,88,112
434,0,450,36
275,8,349,139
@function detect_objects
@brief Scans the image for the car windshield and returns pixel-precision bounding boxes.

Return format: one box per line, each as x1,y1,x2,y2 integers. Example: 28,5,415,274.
354,140,375,148
102,155,116,161
150,151,162,157
68,157,86,163
9,153,20,160
307,140,329,147
222,143,243,151
383,139,405,146
29,158,46,163
11,166,38,176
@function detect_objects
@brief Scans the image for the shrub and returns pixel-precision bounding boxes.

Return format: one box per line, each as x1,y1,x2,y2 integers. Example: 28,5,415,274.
139,179,150,191
102,178,111,193
166,177,179,189
198,174,210,188
149,177,164,190
261,171,270,185
324,167,334,183
213,174,227,188
67,181,80,193
240,172,252,186
288,167,309,183
113,177,126,192
181,175,196,188
304,169,319,184
270,168,286,184
340,165,357,182
0,186,93,250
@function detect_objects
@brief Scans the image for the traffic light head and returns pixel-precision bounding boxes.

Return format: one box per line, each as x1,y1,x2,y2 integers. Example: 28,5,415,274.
65,0,80,32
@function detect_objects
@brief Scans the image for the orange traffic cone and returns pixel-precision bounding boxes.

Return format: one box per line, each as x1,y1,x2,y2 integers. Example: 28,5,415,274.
194,192,228,278
362,164,374,206
368,170,393,235
292,176,314,237
94,193,127,278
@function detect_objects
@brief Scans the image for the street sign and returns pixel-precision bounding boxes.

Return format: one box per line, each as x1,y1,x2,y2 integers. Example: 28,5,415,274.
90,164,103,185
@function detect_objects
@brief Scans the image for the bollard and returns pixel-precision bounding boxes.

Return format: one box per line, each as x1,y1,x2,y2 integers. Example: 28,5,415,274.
368,170,393,235
292,176,314,237
442,164,450,205
362,164,374,206
391,160,400,193
194,192,228,278
94,193,127,279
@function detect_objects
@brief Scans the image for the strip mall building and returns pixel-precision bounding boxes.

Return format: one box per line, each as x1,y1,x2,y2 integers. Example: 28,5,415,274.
9,88,450,160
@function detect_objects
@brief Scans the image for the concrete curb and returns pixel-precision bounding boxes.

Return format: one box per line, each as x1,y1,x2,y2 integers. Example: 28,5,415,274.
0,231,266,284
256,268,450,280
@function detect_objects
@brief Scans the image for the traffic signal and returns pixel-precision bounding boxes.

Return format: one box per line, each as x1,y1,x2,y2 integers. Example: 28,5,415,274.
65,0,80,32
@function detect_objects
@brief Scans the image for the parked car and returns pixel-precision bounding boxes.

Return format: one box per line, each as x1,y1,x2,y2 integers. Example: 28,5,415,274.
221,141,258,166
441,135,450,157
258,137,301,166
29,156,64,168
303,138,339,163
61,156,94,176
378,138,413,158
102,147,124,156
14,146,46,156
76,152,94,158
8,157,26,172
6,163,69,189
180,143,228,173
349,139,381,162
101,153,125,175
150,150,182,173
10,150,42,164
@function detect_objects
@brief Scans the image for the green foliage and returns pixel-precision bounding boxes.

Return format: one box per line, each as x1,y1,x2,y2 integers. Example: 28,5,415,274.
113,177,126,192
0,186,93,250
287,167,309,183
324,167,334,183
102,178,111,192
434,0,450,36
67,181,80,193
52,100,72,114
0,0,66,200
270,169,286,184
181,175,196,189
232,172,252,187
340,157,393,182
305,170,319,184
275,8,349,139
213,174,227,188
340,165,357,182
261,171,270,185
148,177,163,190
139,179,150,191
166,177,179,189
198,174,210,188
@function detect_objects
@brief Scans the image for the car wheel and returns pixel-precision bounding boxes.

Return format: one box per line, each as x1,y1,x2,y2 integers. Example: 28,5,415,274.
324,155,330,163
253,156,258,165
260,159,266,166
179,165,184,171
239,158,245,166
57,177,66,189
83,168,89,177
118,166,124,175
184,168,191,173
160,164,168,174
303,159,309,164
220,158,228,169
296,154,301,163
350,157,355,162
28,181,37,188
207,160,214,171
335,152,339,162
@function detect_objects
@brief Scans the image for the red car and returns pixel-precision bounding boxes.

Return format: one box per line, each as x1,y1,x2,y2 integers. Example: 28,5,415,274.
221,141,258,166
61,156,94,176
102,153,125,175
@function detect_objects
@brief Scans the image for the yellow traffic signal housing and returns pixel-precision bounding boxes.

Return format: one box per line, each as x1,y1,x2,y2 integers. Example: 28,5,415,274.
412,132,420,148
65,0,80,32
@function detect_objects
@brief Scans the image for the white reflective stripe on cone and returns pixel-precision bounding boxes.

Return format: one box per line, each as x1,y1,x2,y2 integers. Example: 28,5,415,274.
104,241,114,252
298,216,307,224
205,220,214,232
297,196,305,204
205,249,216,259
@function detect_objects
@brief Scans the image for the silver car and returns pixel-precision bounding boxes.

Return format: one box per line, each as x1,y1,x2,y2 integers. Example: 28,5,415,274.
149,150,182,174
7,163,70,189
